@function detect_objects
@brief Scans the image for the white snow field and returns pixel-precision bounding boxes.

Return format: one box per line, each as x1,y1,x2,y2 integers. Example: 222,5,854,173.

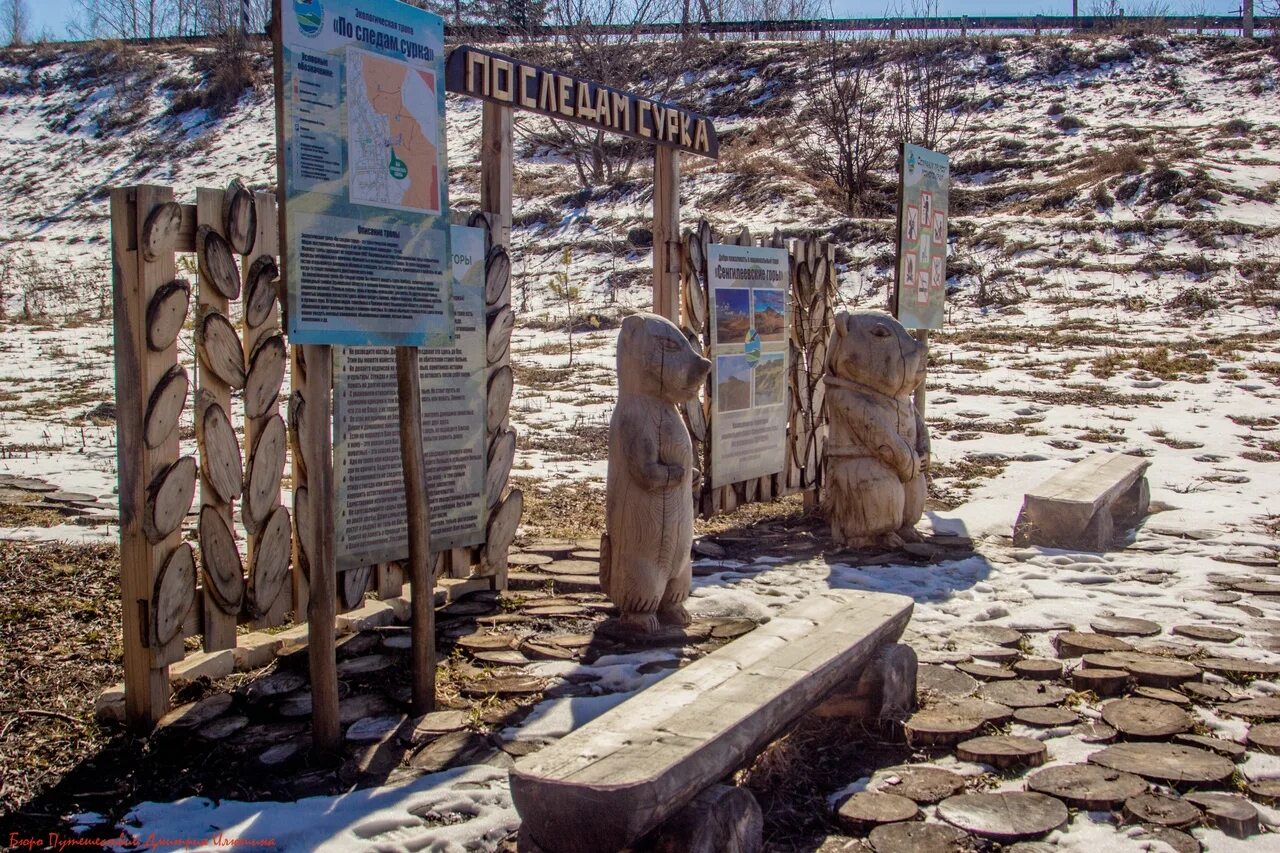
1,32,1278,851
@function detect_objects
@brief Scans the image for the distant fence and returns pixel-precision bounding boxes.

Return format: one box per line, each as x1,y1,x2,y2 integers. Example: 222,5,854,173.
22,15,1275,50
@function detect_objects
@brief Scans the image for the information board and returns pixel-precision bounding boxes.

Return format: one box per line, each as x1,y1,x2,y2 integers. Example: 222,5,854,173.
277,0,452,346
708,244,790,488
332,226,488,570
894,143,950,330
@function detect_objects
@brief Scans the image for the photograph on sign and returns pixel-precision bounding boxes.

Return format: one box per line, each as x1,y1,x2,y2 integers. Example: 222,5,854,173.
895,143,950,330
708,244,789,488
332,226,489,570
277,0,452,346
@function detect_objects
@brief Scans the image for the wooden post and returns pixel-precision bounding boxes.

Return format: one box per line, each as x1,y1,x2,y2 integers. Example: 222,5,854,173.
396,347,436,714
653,146,680,322
195,188,239,652
112,185,183,729
303,344,339,751
1243,0,1254,38
481,102,514,592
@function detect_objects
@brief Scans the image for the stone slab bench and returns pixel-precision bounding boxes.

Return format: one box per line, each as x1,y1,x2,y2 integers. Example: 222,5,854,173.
1014,454,1150,551
509,589,914,853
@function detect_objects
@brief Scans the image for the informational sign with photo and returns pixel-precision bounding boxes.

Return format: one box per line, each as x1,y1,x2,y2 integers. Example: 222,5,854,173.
708,244,790,488
332,226,488,570
895,143,950,330
276,0,452,346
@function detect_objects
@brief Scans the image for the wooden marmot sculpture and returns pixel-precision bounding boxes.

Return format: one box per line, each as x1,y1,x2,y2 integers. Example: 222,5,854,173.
822,310,930,549
601,312,711,633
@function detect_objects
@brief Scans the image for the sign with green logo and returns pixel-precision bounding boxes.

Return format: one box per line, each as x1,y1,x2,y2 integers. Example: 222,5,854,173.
276,0,451,346
894,143,950,330
707,243,790,488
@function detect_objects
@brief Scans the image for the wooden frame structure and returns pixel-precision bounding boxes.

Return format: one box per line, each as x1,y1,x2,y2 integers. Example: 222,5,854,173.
108,185,514,740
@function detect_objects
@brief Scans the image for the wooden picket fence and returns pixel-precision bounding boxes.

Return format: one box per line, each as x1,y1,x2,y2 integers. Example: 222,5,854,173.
106,184,516,729
678,220,836,517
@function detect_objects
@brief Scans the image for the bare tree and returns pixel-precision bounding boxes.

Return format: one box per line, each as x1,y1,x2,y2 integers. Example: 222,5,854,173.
887,45,972,153
1,0,29,45
801,45,895,214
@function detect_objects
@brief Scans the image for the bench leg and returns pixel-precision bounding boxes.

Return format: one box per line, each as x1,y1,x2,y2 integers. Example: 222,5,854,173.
1082,506,1114,552
1113,476,1150,525
643,784,763,853
812,643,918,727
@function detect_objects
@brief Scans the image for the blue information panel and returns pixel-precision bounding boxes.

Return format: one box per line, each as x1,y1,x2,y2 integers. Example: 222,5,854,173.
278,0,452,346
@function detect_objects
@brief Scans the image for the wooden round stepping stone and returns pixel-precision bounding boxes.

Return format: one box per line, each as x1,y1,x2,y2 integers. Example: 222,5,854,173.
1133,639,1201,659
543,633,595,649
950,698,1014,724
1101,697,1193,739
1184,792,1259,838
1197,657,1280,679
410,731,494,772
1247,722,1280,754
1219,697,1280,720
1172,733,1246,760
835,791,918,832
1091,616,1161,637
443,599,497,617
455,633,513,652
918,651,972,665
871,766,966,804
1129,826,1200,853
257,739,306,768
978,680,1071,709
970,647,1019,664
1123,792,1201,829
956,735,1047,769
337,694,393,725
937,792,1067,841
508,552,553,567
867,821,971,853
522,539,576,556
1246,779,1280,806
336,654,392,677
1073,667,1129,696
1172,624,1241,643
1132,686,1190,705
1073,720,1117,743
524,604,588,617
473,649,529,666
158,692,234,731
461,676,543,697
1183,682,1233,704
917,664,979,698
1231,580,1280,596
198,714,249,741
958,625,1025,648
1014,706,1078,728
571,549,602,561
346,713,407,744
541,559,598,577
401,710,469,745
957,661,1016,681
243,671,306,704
1124,657,1201,689
1186,589,1241,604
1026,764,1148,810
1055,631,1133,658
521,641,577,661
1013,658,1062,680
1088,742,1235,786
904,709,985,748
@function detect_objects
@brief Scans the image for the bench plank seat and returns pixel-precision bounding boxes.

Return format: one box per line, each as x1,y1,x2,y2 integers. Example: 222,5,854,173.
510,589,914,852
1017,454,1151,550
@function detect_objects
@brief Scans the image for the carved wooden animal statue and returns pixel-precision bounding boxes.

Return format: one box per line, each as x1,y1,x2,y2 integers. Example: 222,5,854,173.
602,312,711,633
822,310,930,549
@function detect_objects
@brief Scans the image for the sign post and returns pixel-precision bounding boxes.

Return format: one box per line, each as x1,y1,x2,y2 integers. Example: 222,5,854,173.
892,142,950,418
274,0,451,747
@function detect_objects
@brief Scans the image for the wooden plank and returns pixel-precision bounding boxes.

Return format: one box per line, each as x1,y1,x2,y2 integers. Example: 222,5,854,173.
396,346,436,715
653,146,680,323
302,344,339,751
113,186,175,728
243,190,289,628
196,188,239,652
510,589,913,852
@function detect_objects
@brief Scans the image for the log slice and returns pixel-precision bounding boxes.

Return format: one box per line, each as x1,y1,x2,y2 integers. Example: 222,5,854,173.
143,455,197,544
1025,763,1148,810
152,542,195,646
144,364,188,449
243,414,286,536
244,256,279,328
198,505,243,612
197,309,246,389
197,399,243,502
197,225,241,299
146,279,190,352
246,505,291,618
1101,697,1193,739
937,792,1068,841
244,332,286,419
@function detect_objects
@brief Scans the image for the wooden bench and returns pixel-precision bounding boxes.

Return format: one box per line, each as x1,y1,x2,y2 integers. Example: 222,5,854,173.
1014,454,1150,551
509,589,914,853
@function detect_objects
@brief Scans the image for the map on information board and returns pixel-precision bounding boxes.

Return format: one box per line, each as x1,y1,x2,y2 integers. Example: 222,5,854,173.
894,143,950,330
707,244,790,488
332,226,489,570
277,0,451,346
